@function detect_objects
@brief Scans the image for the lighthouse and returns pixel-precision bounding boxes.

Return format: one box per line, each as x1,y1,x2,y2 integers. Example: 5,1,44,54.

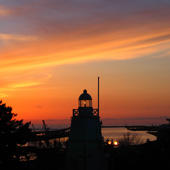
66,89,104,170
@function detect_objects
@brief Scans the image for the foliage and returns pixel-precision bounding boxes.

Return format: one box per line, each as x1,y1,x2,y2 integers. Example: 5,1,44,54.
117,132,143,147
0,100,31,163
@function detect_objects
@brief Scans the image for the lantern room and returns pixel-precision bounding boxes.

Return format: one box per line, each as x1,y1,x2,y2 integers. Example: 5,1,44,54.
78,89,92,107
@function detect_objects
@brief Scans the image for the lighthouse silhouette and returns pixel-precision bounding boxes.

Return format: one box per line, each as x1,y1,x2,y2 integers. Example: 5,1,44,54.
66,79,104,170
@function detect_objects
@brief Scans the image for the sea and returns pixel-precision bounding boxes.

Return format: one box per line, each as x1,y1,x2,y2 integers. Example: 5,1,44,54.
32,126,156,143
101,127,156,142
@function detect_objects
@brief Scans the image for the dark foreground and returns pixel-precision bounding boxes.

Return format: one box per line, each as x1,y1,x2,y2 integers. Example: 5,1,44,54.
107,140,170,170
1,140,170,170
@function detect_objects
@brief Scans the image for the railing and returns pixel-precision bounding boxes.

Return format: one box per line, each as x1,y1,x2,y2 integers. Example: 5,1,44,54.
73,109,99,117
93,109,99,117
73,109,79,116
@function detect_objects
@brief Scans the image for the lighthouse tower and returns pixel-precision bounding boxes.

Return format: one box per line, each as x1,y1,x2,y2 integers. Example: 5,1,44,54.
66,89,104,170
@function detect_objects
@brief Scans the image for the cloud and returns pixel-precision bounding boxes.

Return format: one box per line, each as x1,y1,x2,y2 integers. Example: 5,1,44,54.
103,116,168,121
0,81,43,98
137,34,170,45
0,34,37,41
0,73,52,97
0,30,170,76
12,81,43,88
36,106,42,108
102,116,169,125
0,0,170,95
0,6,11,16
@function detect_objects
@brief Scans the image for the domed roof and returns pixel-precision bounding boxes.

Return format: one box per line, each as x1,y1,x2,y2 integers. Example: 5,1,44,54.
79,89,92,100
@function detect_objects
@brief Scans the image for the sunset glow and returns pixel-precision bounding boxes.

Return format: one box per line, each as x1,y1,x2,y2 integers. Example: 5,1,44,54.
1,0,170,126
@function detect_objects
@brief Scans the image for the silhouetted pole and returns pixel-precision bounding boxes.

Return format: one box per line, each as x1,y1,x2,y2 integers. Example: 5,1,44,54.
98,77,100,116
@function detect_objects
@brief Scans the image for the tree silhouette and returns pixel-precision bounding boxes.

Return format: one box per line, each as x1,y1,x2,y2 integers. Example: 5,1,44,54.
0,100,31,163
117,132,143,147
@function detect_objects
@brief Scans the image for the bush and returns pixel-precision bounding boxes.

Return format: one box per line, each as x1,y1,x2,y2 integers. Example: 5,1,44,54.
117,132,143,147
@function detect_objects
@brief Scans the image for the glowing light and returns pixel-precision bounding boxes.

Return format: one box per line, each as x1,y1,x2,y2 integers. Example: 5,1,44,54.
114,141,118,146
108,141,112,145
36,133,45,136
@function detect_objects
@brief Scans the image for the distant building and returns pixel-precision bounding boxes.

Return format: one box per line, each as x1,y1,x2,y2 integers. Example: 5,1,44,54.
66,89,104,170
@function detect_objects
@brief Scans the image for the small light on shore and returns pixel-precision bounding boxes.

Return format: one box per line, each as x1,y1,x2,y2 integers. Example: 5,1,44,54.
108,141,112,145
113,141,118,146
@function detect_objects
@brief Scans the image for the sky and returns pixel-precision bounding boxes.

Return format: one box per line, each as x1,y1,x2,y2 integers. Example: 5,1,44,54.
0,0,170,126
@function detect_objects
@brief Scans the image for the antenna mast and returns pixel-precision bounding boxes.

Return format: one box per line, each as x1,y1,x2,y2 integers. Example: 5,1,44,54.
98,77,100,116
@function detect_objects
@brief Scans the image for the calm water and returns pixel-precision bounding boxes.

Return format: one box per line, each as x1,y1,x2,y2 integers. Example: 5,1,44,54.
102,127,156,142
28,127,156,147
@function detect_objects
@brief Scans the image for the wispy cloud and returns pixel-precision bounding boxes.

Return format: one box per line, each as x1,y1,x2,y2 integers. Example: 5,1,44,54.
102,117,169,125
0,81,43,98
0,6,11,16
0,31,170,74
0,0,170,97
0,73,51,97
0,34,37,41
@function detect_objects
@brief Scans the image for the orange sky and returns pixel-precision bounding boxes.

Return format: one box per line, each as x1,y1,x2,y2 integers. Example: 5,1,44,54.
0,0,170,126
